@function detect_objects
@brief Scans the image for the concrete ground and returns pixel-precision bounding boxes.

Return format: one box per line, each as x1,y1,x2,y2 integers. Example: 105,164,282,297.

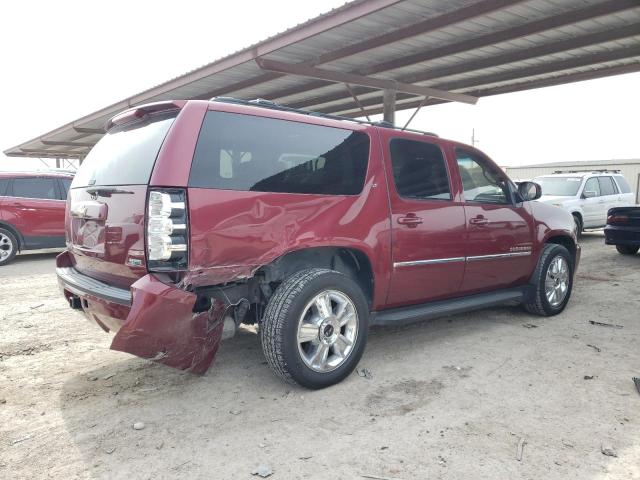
1,234,638,479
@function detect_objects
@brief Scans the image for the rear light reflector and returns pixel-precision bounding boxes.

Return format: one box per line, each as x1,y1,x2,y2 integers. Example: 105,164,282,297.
147,189,188,270
607,214,629,225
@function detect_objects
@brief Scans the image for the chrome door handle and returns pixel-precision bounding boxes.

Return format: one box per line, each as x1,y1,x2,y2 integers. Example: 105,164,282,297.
397,214,423,228
470,216,489,226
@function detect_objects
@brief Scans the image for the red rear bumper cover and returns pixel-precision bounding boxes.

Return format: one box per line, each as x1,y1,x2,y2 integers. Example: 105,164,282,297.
56,251,225,374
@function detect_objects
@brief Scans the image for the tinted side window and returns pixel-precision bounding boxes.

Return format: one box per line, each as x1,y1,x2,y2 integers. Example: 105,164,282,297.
11,178,58,200
189,111,370,195
390,139,451,200
0,178,9,196
583,178,600,197
455,149,509,204
598,176,617,196
614,175,631,193
60,178,72,199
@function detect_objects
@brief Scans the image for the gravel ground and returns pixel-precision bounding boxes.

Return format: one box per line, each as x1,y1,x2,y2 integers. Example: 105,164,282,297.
1,233,639,479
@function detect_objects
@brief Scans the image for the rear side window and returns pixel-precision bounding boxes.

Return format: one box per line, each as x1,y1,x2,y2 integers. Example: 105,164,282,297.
598,176,618,196
390,138,451,200
11,177,58,200
189,111,370,195
613,175,631,194
0,178,9,196
72,112,177,188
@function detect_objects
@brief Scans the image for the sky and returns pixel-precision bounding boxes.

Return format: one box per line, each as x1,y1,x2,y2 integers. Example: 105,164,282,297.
1,0,639,171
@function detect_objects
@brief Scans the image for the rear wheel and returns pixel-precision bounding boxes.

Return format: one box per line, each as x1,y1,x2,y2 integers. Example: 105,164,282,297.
260,268,369,389
524,244,573,316
616,245,639,255
0,228,18,266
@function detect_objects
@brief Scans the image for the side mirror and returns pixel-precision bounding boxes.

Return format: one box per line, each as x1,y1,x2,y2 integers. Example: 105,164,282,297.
583,190,597,199
517,181,542,202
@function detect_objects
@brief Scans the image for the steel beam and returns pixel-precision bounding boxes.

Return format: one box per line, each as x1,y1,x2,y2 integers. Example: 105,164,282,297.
73,126,104,134
382,89,397,124
261,0,639,104
309,46,640,115
291,22,640,110
41,140,96,148
338,63,640,118
256,58,477,104
195,0,523,100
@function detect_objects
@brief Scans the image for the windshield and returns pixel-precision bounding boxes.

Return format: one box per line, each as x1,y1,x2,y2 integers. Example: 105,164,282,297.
534,176,582,196
72,112,177,188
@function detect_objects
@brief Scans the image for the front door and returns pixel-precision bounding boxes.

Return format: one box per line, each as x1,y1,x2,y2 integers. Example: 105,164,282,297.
454,148,535,293
581,177,602,227
384,135,467,308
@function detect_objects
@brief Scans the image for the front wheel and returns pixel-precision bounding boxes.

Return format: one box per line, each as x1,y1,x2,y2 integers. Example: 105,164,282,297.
0,228,18,266
260,268,369,389
616,245,639,255
524,244,573,316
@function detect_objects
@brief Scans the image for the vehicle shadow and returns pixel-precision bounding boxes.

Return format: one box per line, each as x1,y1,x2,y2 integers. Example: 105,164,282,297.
57,304,534,477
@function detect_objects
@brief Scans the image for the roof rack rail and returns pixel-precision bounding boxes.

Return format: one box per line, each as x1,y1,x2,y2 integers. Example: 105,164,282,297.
552,169,621,174
210,96,439,137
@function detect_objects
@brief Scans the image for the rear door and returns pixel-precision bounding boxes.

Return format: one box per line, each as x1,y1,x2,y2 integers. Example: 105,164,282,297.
581,177,602,227
383,133,467,308
454,148,535,293
598,176,621,225
613,174,635,206
4,176,65,248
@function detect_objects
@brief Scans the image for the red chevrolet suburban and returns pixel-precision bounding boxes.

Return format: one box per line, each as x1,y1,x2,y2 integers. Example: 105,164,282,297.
0,171,73,265
57,98,580,389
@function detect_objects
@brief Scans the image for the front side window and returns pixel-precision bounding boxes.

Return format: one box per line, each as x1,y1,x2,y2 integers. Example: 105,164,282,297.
583,177,600,197
11,177,58,200
598,176,618,196
60,178,72,199
455,149,509,204
0,179,9,196
389,138,451,200
189,111,370,195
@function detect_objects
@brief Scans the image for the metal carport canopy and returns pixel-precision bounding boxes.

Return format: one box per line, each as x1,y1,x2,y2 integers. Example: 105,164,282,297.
5,0,640,160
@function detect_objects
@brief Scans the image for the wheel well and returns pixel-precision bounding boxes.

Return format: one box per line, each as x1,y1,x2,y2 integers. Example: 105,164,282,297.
0,222,22,251
546,235,576,261
257,247,374,305
571,212,582,224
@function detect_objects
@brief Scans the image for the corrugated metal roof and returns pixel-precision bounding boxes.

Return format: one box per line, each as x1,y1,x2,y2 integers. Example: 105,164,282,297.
5,0,640,159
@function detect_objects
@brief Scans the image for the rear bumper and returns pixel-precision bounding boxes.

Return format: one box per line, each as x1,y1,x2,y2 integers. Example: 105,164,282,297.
604,225,640,246
56,251,226,374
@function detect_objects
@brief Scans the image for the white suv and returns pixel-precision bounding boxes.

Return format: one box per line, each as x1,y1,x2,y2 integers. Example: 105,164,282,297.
533,171,635,235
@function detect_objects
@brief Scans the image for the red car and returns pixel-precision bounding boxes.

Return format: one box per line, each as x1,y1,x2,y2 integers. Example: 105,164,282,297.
0,171,73,265
57,98,580,388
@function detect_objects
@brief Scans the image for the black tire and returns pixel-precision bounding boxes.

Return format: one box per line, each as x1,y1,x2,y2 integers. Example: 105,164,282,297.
524,244,573,316
0,228,18,266
573,215,583,239
616,245,639,255
260,268,369,389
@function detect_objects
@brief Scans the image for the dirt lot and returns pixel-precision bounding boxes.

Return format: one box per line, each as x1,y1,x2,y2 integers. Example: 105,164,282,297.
1,234,639,479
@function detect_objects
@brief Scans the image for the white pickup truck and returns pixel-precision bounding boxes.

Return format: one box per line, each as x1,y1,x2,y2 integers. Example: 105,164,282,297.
533,171,635,235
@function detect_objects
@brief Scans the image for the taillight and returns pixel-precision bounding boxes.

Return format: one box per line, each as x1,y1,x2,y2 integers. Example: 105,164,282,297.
607,214,628,225
147,189,188,270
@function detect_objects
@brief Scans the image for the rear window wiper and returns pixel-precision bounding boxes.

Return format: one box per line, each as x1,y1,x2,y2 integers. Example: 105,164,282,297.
85,187,134,197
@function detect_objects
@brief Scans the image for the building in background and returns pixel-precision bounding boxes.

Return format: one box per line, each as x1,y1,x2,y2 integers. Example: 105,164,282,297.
505,159,640,203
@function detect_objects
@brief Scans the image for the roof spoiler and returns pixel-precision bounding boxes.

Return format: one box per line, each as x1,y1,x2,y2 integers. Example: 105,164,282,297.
105,101,183,131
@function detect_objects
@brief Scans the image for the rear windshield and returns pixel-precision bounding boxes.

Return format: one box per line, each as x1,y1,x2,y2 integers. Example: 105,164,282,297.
72,112,177,188
189,111,370,195
533,176,582,196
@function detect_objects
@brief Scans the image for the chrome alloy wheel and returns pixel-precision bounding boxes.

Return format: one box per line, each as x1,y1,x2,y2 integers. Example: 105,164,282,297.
545,255,569,307
296,290,358,373
0,232,14,262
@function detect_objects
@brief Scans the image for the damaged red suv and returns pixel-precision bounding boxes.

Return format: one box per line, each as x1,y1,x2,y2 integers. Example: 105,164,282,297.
57,98,580,389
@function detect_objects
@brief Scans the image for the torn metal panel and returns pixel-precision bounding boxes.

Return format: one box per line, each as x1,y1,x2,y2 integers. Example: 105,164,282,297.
111,275,225,374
